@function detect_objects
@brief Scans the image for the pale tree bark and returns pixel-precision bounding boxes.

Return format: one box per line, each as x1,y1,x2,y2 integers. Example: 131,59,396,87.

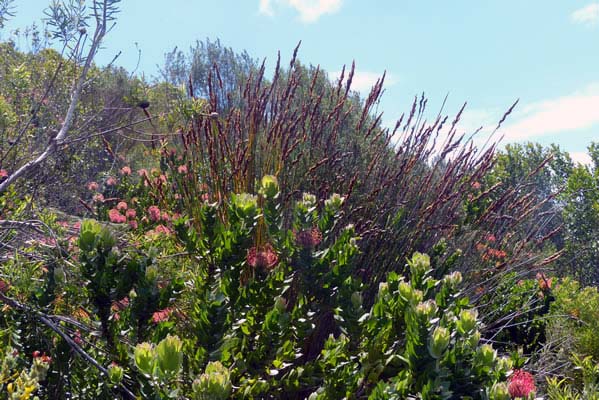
0,0,111,194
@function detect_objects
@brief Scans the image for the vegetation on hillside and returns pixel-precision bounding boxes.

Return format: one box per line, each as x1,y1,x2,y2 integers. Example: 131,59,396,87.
1,1,599,398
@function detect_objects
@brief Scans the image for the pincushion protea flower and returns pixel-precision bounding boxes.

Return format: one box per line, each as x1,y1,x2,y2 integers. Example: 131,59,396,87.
108,208,126,223
246,244,279,270
508,369,535,398
295,227,323,249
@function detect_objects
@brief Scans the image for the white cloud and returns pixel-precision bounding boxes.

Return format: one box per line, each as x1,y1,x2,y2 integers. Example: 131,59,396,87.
258,0,343,23
570,151,593,165
259,0,275,16
500,83,599,141
331,70,398,94
571,3,599,26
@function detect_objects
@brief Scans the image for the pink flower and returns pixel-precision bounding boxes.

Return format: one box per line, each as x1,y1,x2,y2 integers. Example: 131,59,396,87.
148,205,161,222
116,201,128,211
87,181,99,191
93,193,104,203
120,166,132,176
246,244,279,271
486,234,496,243
295,228,323,249
177,164,188,174
0,279,10,294
72,221,81,231
0,169,8,178
106,176,117,186
125,209,136,219
73,329,83,345
508,370,536,398
161,211,170,222
137,169,148,177
154,224,172,235
471,181,481,190
128,219,138,229
111,297,130,312
151,307,174,324
108,209,126,224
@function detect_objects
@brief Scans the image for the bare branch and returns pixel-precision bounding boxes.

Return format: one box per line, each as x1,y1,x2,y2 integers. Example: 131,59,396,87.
0,0,114,194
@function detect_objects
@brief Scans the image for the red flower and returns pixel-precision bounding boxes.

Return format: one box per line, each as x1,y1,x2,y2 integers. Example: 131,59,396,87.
295,227,323,249
536,272,552,291
152,307,174,323
108,208,126,224
148,205,161,222
73,329,83,345
111,297,130,312
106,176,117,186
0,279,10,294
247,244,279,270
508,369,536,398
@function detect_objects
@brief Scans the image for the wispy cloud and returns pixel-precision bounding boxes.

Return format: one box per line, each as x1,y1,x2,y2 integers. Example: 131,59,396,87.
259,0,275,16
570,151,593,165
571,3,599,27
259,0,343,23
500,83,599,141
331,70,398,94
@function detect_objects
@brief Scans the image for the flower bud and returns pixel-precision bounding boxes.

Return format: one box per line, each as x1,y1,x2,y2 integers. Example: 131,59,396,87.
231,193,258,219
301,193,317,208
108,363,124,385
324,193,345,211
399,281,414,301
468,330,481,348
475,344,496,368
457,309,478,336
134,342,155,376
496,356,513,373
428,326,450,359
192,361,232,400
409,252,430,279
415,299,438,320
378,282,389,297
259,175,279,198
156,335,183,378
443,271,463,288
489,382,510,400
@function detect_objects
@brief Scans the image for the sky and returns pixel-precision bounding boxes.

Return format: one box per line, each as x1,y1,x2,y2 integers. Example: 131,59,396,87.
2,0,599,164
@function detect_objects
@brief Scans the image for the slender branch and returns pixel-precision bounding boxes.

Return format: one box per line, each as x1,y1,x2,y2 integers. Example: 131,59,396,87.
0,0,110,194
0,291,136,399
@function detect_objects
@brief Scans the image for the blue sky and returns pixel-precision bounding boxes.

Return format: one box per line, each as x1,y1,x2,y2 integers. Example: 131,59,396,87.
3,1,599,163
